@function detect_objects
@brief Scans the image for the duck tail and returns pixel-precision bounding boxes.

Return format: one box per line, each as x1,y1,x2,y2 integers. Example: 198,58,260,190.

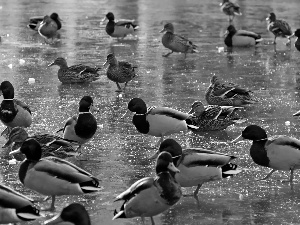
27,23,38,30
79,178,103,193
16,205,41,221
222,163,242,178
113,209,126,219
133,25,139,31
192,49,199,53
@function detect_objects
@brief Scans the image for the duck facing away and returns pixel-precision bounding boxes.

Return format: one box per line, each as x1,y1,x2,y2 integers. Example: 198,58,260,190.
232,125,300,186
44,203,90,225
266,12,292,45
0,183,41,224
160,23,198,57
38,14,62,43
4,127,77,159
103,53,137,92
12,138,102,211
48,57,101,84
150,139,241,198
220,0,242,22
187,101,244,131
124,98,198,146
57,96,97,153
0,81,32,136
224,25,263,47
103,12,139,38
113,151,181,225
205,75,256,106
27,12,62,31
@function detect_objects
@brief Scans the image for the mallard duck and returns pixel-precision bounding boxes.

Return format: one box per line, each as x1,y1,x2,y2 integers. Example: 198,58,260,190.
103,53,137,92
224,25,263,47
10,138,102,211
150,139,241,197
0,183,41,223
38,14,62,43
186,101,244,131
44,203,90,225
220,0,242,22
103,12,139,38
266,12,292,45
291,29,300,51
57,96,97,153
124,98,198,146
27,13,62,31
232,125,300,185
48,57,101,84
0,81,32,136
160,23,198,57
113,151,181,225
205,75,256,106
3,127,78,159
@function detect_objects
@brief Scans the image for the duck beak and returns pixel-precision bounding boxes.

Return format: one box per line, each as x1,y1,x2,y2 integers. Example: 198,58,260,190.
103,60,108,67
187,108,194,114
9,147,21,155
48,62,55,67
231,134,244,143
223,30,229,37
266,17,270,21
293,110,300,116
2,138,13,148
101,17,108,22
159,28,166,33
168,162,180,173
120,110,129,120
44,214,63,225
149,150,160,160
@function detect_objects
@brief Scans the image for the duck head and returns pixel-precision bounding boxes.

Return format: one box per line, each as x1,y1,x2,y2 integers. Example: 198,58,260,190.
102,12,115,22
224,25,237,37
210,75,220,85
3,127,28,148
160,23,174,34
188,101,205,116
48,57,68,68
232,125,267,142
79,96,98,113
44,203,90,225
10,138,42,161
0,81,14,99
128,98,147,114
103,53,118,67
150,139,182,162
266,12,276,22
50,13,62,29
156,151,180,174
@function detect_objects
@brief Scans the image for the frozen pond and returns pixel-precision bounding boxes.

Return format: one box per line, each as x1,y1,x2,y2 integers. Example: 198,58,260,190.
1,0,300,224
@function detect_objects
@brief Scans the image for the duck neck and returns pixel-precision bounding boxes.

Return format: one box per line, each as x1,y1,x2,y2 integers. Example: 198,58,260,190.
250,139,269,167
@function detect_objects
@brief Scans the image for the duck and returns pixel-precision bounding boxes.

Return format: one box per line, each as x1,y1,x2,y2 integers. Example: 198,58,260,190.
10,138,102,211
150,139,241,198
220,0,242,22
205,75,256,106
103,53,137,92
3,127,78,159
224,25,263,47
266,12,292,45
27,12,62,31
38,14,62,43
124,97,198,146
57,96,98,153
103,12,139,38
187,101,245,131
0,183,41,223
232,125,300,185
160,23,198,57
0,81,32,137
113,151,181,225
291,29,300,51
48,57,101,84
44,203,90,225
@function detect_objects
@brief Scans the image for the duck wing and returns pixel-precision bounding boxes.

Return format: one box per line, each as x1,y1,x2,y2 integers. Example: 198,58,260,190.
114,177,154,201
68,64,101,74
173,34,197,48
14,99,31,114
180,148,236,167
268,136,300,149
271,20,292,35
149,106,190,120
35,157,98,183
236,30,261,39
0,183,34,208
115,21,137,29
57,116,77,133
